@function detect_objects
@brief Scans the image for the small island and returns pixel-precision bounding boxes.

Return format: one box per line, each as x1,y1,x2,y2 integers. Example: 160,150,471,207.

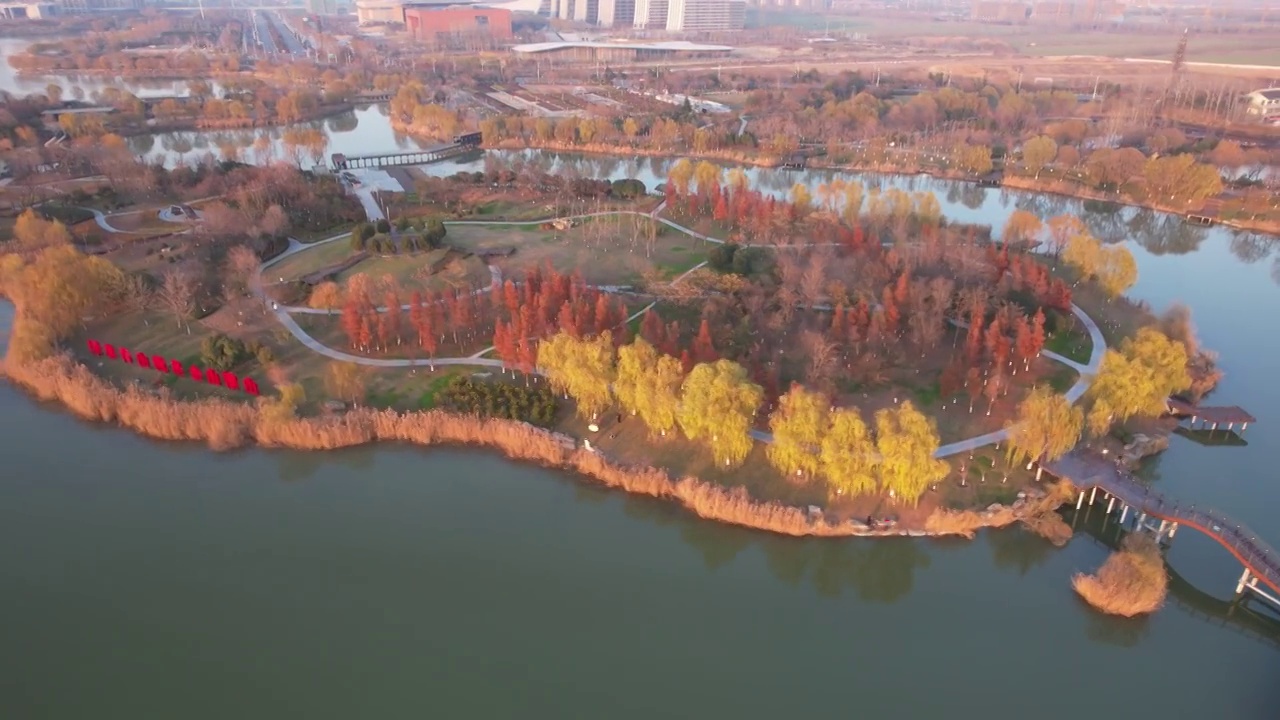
0,154,1223,563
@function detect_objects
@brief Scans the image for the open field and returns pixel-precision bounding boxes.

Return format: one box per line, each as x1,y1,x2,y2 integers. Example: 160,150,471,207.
332,248,492,291
446,217,705,286
745,10,1280,64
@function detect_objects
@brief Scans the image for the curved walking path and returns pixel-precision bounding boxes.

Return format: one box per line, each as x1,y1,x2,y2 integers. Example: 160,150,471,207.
253,202,1109,462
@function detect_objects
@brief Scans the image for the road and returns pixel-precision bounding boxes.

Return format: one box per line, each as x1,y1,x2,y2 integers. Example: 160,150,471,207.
266,11,307,57
251,11,277,54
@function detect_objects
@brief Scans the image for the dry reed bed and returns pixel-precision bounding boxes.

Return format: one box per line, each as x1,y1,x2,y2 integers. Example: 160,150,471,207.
924,482,1078,540
2,354,866,537
3,352,1076,540
1072,534,1169,617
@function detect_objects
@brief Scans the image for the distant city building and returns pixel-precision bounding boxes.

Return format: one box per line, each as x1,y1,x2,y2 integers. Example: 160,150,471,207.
403,5,513,41
595,0,634,26
1244,88,1280,121
0,2,58,18
306,0,340,14
355,0,405,24
54,0,144,12
511,39,731,60
664,0,743,31
632,0,667,28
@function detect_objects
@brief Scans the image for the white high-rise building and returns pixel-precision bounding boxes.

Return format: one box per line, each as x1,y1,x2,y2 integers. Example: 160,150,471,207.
632,0,667,28
665,0,744,31
596,0,636,26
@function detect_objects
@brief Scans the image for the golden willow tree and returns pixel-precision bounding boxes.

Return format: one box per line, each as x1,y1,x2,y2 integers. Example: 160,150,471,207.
820,408,879,498
1063,233,1138,299
678,359,763,468
1086,327,1191,436
614,337,683,437
536,331,616,420
767,385,829,479
1006,386,1084,478
0,245,124,364
874,401,949,506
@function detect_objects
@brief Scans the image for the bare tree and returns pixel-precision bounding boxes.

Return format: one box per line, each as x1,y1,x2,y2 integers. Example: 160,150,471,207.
158,267,196,331
223,245,260,298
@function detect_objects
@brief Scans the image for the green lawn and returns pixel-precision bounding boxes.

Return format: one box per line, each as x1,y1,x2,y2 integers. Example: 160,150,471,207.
446,216,697,287
269,240,354,283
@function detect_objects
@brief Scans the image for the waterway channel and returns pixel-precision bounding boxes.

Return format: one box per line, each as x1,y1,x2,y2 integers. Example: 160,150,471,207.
2,55,1280,717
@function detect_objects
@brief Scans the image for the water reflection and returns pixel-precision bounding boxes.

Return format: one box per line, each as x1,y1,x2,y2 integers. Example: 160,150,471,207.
987,525,1056,576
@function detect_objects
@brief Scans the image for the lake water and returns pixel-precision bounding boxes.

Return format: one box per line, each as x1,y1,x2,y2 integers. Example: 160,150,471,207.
3,53,1280,718
0,37,216,101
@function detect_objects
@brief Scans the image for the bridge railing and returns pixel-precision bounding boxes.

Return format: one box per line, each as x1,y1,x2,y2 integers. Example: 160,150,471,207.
1085,473,1280,591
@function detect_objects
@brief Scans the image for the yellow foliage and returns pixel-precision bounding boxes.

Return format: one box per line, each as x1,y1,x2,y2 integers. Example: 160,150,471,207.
678,359,763,468
766,384,828,479
1005,385,1083,466
874,400,949,506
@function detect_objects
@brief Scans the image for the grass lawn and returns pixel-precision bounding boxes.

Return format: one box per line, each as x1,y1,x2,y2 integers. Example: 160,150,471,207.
359,365,500,411
1045,320,1093,365
446,216,706,286
269,240,353,282
70,310,261,402
294,225,354,244
332,248,491,292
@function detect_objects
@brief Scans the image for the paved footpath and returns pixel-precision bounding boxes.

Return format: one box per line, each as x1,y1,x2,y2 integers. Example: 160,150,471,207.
251,202,1109,459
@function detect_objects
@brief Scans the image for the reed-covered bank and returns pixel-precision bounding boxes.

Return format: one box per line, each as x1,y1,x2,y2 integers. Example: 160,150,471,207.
1072,534,1169,616
1,351,1070,539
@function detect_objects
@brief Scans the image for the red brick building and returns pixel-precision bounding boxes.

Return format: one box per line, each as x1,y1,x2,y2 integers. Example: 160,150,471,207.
403,6,513,43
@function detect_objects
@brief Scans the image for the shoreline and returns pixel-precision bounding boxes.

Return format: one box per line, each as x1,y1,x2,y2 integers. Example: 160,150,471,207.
0,344,1067,541
471,138,1280,237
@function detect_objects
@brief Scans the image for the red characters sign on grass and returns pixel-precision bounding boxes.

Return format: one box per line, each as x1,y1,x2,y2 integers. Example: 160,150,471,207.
87,339,261,396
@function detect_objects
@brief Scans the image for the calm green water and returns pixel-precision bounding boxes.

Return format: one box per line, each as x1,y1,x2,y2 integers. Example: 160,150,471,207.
3,212,1280,716
3,56,1280,714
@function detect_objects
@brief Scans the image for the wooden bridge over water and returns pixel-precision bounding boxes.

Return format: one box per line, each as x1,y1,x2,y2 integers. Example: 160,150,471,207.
331,143,475,171
1066,504,1280,647
1044,451,1280,612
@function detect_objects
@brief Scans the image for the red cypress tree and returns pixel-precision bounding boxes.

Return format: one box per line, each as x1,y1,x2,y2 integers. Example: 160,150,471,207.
692,318,718,363
594,293,613,335
965,307,984,364
358,315,374,353
409,290,424,343
680,348,695,375
881,287,900,334
557,302,578,337
984,315,1005,362
893,272,911,305
830,303,846,342
340,297,363,349
1013,315,1035,371
503,280,520,320
419,301,437,358
640,309,664,346
1030,309,1047,359
516,336,537,375
385,291,402,347
663,321,682,357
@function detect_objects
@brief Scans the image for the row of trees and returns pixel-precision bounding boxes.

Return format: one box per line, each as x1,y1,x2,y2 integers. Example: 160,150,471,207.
768,385,950,503
348,218,446,253
535,330,950,504
1062,233,1139,298
437,376,558,426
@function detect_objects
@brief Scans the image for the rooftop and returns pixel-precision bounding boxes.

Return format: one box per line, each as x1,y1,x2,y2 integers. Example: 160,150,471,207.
512,40,733,54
